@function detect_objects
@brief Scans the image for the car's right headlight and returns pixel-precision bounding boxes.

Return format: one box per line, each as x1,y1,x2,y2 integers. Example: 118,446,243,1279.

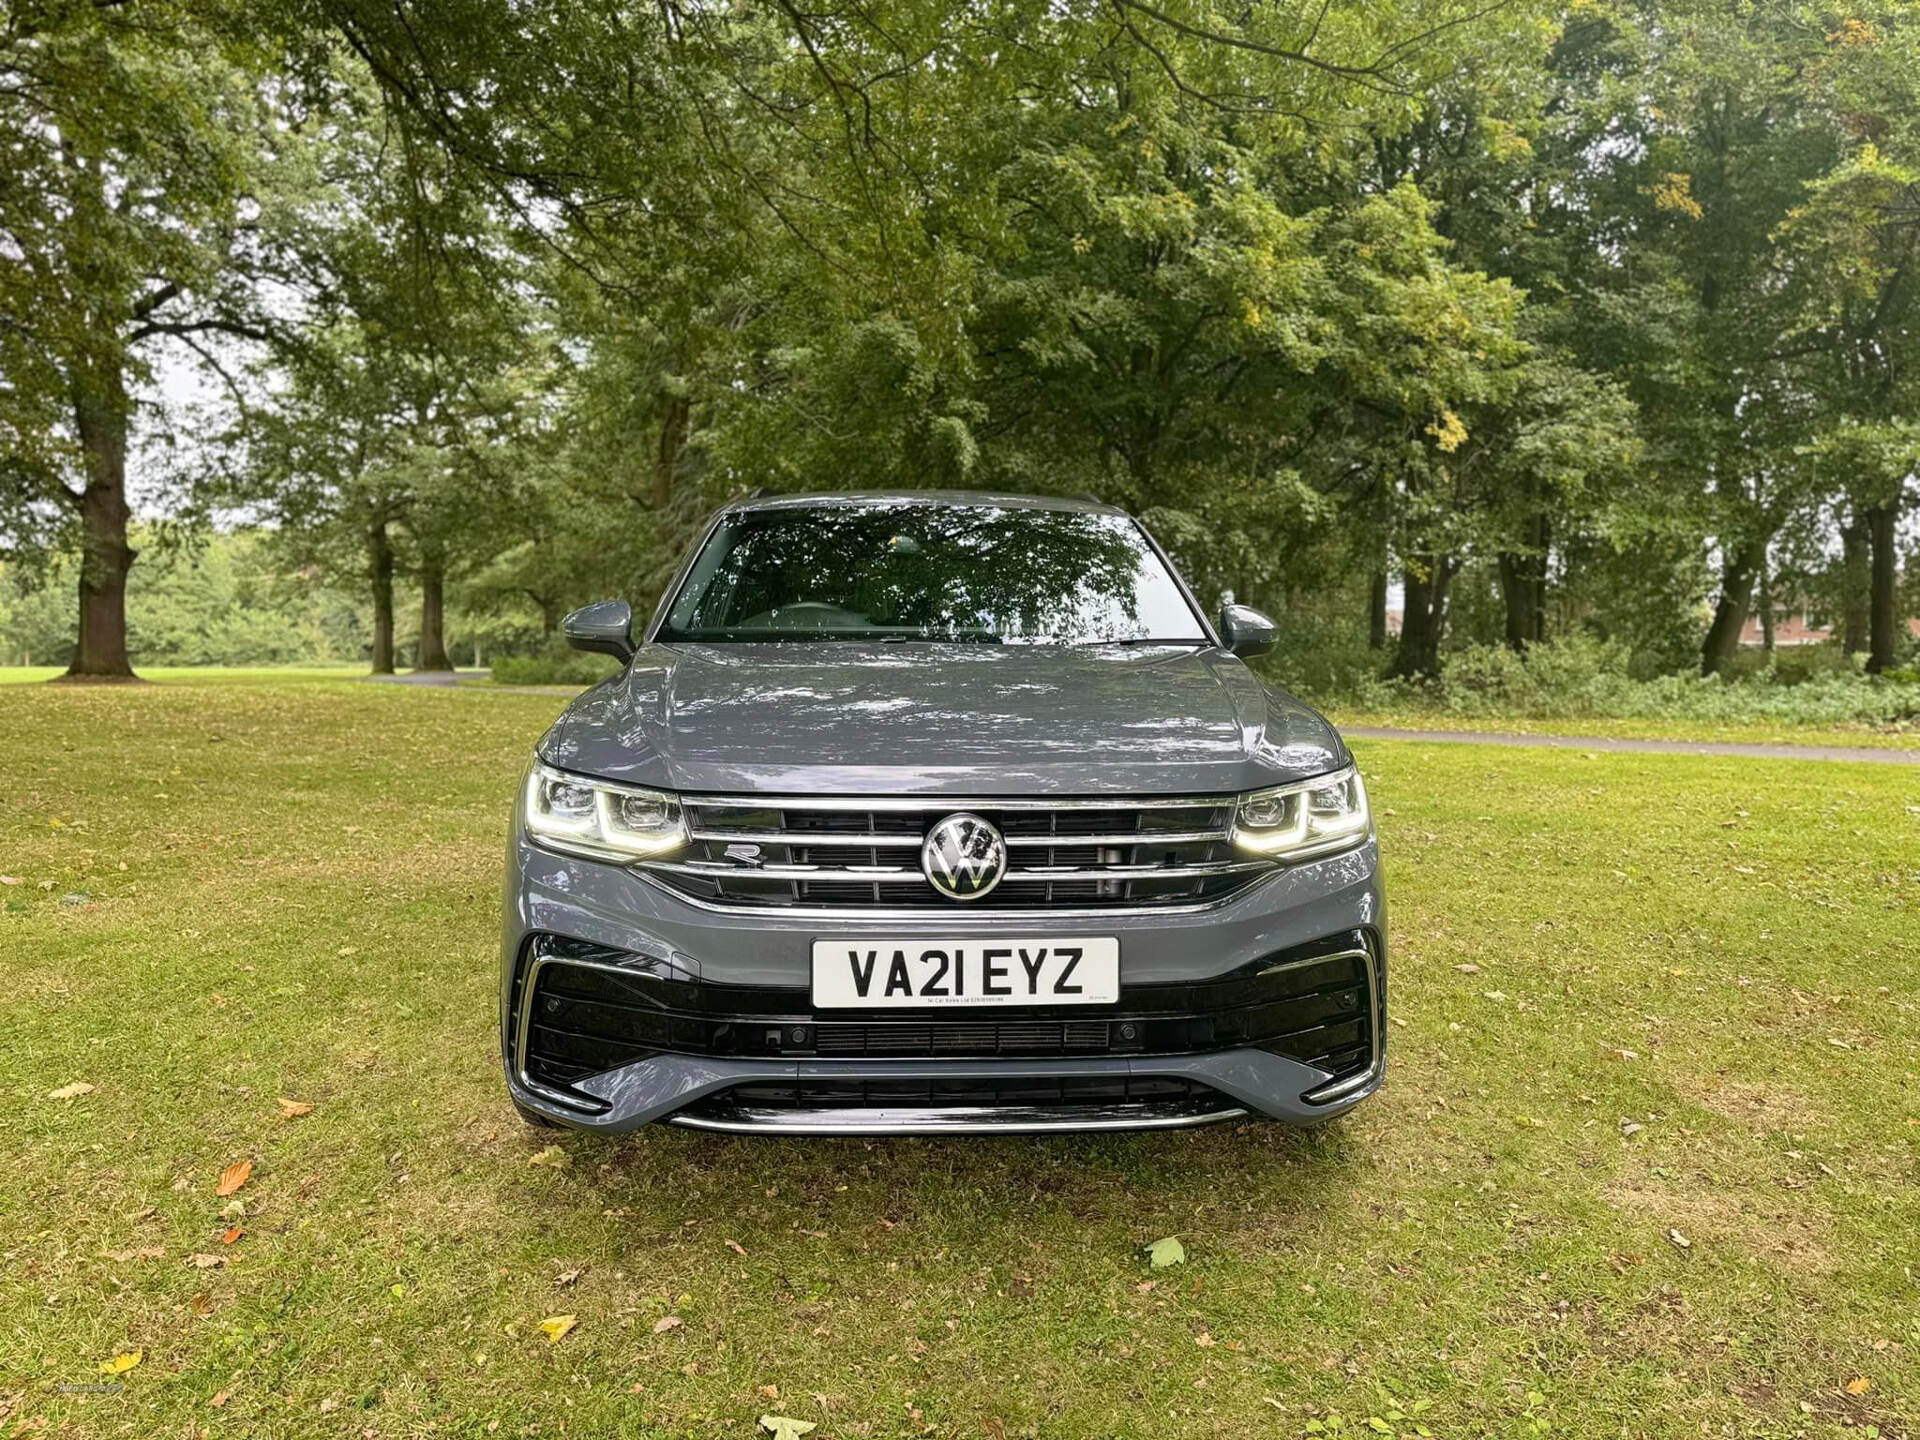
522,761,687,861
1231,766,1370,861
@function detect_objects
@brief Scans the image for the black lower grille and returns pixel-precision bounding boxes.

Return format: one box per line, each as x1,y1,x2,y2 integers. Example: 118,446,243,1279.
513,931,1379,1101
725,1075,1213,1108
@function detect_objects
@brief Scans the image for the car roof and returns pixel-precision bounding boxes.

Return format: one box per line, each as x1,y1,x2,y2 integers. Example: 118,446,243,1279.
719,489,1130,518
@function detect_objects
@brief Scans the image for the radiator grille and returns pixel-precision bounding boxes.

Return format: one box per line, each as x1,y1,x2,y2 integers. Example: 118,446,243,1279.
640,796,1264,910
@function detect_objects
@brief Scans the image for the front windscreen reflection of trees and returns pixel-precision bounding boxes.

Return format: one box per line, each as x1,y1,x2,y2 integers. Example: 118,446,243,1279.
660,504,1206,643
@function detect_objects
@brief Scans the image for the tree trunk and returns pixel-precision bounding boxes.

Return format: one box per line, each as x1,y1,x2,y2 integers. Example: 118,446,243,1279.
1367,568,1388,651
1839,514,1869,655
1388,554,1454,680
1757,558,1775,655
64,365,137,679
1700,535,1766,676
1866,501,1900,675
368,519,396,674
417,558,452,671
652,391,691,509
1498,515,1551,653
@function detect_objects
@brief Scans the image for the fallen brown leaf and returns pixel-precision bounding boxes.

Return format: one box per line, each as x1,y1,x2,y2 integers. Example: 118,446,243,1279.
652,1314,683,1334
215,1159,253,1197
210,1391,229,1408
47,1081,95,1101
220,1226,244,1245
277,1098,314,1119
725,1239,748,1256
187,1252,225,1269
1845,1376,1873,1396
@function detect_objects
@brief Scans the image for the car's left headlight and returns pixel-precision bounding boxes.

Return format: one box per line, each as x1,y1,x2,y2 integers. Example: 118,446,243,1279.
1231,766,1370,860
523,761,687,861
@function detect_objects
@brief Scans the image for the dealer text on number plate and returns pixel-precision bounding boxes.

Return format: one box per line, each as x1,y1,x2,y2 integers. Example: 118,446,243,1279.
810,937,1119,1008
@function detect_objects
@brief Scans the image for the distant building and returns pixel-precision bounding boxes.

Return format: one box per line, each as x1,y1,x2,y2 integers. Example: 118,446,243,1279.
1739,611,1832,647
1738,611,1920,647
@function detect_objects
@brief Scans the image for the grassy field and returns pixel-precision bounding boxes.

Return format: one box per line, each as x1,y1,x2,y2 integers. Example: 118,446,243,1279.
2,677,1916,1439
0,665,371,686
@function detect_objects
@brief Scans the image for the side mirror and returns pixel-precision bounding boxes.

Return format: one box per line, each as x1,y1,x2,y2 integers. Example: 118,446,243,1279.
1218,604,1276,660
561,599,635,663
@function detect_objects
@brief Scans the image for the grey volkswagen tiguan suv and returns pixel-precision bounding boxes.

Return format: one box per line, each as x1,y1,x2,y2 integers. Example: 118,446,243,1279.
502,491,1384,1133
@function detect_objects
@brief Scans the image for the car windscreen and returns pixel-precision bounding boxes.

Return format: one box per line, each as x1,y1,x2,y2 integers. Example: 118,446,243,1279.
655,502,1209,644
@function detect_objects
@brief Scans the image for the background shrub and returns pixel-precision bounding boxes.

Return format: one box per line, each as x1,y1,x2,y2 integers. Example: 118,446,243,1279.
489,644,620,686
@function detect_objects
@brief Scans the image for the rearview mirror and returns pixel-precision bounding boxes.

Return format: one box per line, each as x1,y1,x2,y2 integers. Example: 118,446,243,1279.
562,600,636,663
1218,604,1276,660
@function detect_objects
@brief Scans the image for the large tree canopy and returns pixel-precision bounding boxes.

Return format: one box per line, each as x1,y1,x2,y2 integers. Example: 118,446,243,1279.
2,0,1916,681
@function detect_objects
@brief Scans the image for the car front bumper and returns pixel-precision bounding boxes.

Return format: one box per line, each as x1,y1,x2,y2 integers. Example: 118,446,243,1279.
500,832,1386,1134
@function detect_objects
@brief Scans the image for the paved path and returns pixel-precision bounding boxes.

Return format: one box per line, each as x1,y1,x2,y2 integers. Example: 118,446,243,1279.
1342,726,1919,765
365,670,583,697
366,669,483,686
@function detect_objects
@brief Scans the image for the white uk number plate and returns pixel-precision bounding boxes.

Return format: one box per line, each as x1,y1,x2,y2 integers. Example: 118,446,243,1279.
810,938,1120,1008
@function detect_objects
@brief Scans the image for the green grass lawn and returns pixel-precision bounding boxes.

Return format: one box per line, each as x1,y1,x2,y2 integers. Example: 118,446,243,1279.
3,678,1916,1439
0,664,372,686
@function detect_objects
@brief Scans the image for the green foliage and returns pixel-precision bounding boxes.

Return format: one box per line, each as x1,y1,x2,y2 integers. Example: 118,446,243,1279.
489,645,620,687
4,0,1918,689
1342,633,1920,729
0,533,368,668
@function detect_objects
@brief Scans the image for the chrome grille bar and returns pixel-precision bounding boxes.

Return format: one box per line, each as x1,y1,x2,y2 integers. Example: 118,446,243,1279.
686,829,1230,847
643,858,1266,884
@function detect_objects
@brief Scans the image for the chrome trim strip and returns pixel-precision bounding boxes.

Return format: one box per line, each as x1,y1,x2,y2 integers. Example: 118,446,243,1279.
640,858,1267,884
632,867,1279,919
1007,830,1229,846
1014,860,1265,880
666,1102,1249,1135
1300,938,1384,1106
684,793,1232,812
688,828,919,845
686,828,1230,847
1259,945,1369,977
651,860,924,881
